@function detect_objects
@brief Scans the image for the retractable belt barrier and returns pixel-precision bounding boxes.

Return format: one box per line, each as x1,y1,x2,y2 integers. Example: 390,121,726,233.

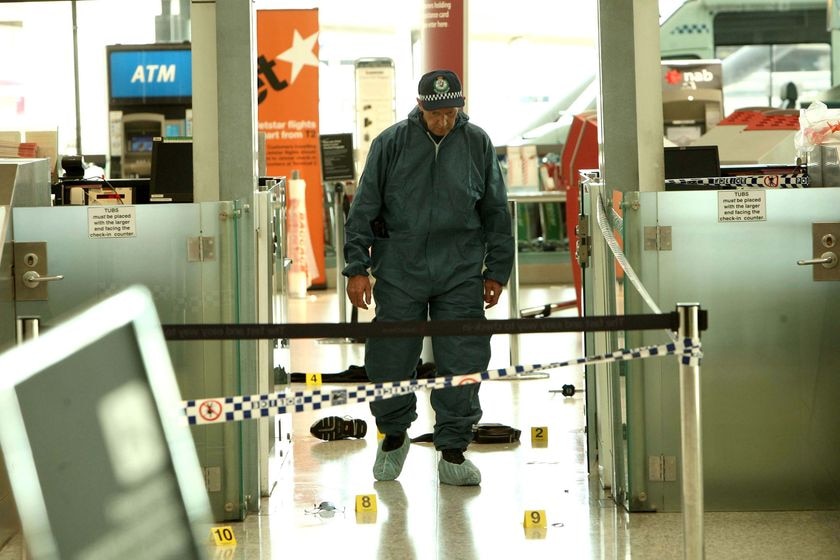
162,311,699,341
170,310,705,426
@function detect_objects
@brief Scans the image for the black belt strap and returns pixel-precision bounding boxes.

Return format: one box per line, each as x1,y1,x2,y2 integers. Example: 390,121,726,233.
161,311,705,341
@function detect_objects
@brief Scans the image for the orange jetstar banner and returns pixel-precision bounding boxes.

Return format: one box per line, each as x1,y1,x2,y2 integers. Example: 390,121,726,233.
257,9,325,288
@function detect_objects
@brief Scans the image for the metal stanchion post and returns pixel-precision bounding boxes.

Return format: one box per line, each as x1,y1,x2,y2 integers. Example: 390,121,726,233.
508,200,520,366
334,182,347,323
677,303,704,560
319,182,363,345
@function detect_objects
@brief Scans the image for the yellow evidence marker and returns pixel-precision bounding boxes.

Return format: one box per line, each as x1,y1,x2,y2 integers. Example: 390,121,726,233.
210,525,237,546
355,494,377,513
305,372,323,385
523,510,548,539
531,426,549,446
355,494,378,524
523,510,548,529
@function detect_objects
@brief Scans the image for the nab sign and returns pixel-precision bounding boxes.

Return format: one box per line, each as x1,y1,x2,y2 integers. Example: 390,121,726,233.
661,60,722,92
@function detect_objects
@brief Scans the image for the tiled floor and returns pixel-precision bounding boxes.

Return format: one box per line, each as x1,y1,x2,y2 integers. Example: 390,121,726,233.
204,284,840,560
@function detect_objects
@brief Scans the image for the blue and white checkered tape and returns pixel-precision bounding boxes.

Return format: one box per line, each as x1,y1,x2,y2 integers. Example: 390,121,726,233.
182,338,702,425
665,174,808,188
670,23,710,35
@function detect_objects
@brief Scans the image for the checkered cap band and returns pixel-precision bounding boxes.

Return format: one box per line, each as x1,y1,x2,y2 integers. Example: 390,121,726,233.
417,70,465,109
418,91,465,103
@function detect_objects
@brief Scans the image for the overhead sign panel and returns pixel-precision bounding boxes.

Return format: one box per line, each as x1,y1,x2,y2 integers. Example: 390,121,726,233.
108,46,192,103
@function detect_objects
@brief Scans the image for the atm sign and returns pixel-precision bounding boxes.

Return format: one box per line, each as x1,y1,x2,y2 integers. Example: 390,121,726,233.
109,49,192,100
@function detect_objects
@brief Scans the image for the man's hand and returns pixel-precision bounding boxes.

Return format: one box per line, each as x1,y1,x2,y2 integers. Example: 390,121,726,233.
483,278,504,309
347,275,372,309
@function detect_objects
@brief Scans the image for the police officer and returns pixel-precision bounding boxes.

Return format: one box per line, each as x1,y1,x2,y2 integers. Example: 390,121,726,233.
343,69,514,486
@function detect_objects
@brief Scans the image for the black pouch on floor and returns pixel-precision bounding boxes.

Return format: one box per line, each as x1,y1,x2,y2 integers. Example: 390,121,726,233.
472,423,521,444
409,423,521,445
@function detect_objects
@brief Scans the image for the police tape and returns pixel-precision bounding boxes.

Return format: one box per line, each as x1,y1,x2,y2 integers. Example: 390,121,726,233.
183,338,702,425
664,174,808,188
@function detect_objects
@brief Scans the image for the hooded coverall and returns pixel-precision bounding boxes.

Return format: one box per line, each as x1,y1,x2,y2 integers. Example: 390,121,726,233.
343,106,514,451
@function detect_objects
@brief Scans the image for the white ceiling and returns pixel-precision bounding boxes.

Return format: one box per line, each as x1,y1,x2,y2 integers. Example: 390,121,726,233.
257,0,599,45
256,1,689,45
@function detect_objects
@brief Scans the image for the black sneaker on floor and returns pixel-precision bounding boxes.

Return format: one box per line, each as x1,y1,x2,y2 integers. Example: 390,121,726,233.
309,416,368,441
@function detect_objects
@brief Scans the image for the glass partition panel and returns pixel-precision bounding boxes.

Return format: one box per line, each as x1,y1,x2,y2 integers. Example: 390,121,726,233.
13,206,201,322
195,201,246,522
232,197,260,515
621,190,672,513
12,203,248,521
716,43,831,112
583,184,628,509
628,188,840,511
0,205,12,354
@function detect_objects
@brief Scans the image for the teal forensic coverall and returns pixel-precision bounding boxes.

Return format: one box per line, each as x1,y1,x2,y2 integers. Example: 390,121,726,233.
343,107,514,451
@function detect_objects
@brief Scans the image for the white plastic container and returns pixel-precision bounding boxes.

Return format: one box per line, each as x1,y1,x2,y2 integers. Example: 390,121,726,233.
287,170,311,298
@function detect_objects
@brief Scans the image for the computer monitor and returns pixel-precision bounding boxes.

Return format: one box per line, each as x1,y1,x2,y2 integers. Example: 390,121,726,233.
149,137,193,203
0,287,211,559
664,145,721,180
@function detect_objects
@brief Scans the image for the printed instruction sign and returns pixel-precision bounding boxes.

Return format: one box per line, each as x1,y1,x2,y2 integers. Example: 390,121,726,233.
319,133,355,182
88,206,137,238
717,190,766,223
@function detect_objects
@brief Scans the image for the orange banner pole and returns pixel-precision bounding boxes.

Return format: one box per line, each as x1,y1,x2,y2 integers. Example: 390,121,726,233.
257,9,325,288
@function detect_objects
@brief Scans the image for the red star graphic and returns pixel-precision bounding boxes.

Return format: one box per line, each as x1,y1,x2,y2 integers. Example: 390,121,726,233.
665,69,683,85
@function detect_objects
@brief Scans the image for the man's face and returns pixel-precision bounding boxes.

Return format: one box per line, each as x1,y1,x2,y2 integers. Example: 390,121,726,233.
419,105,459,137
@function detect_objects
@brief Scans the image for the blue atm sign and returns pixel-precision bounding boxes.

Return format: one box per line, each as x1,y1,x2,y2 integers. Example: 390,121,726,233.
109,48,192,101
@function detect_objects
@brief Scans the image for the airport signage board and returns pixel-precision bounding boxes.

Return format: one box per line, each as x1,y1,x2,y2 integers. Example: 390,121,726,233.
108,46,192,104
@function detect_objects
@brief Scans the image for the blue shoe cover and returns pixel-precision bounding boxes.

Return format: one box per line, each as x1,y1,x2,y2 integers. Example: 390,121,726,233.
438,457,481,486
373,435,410,481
